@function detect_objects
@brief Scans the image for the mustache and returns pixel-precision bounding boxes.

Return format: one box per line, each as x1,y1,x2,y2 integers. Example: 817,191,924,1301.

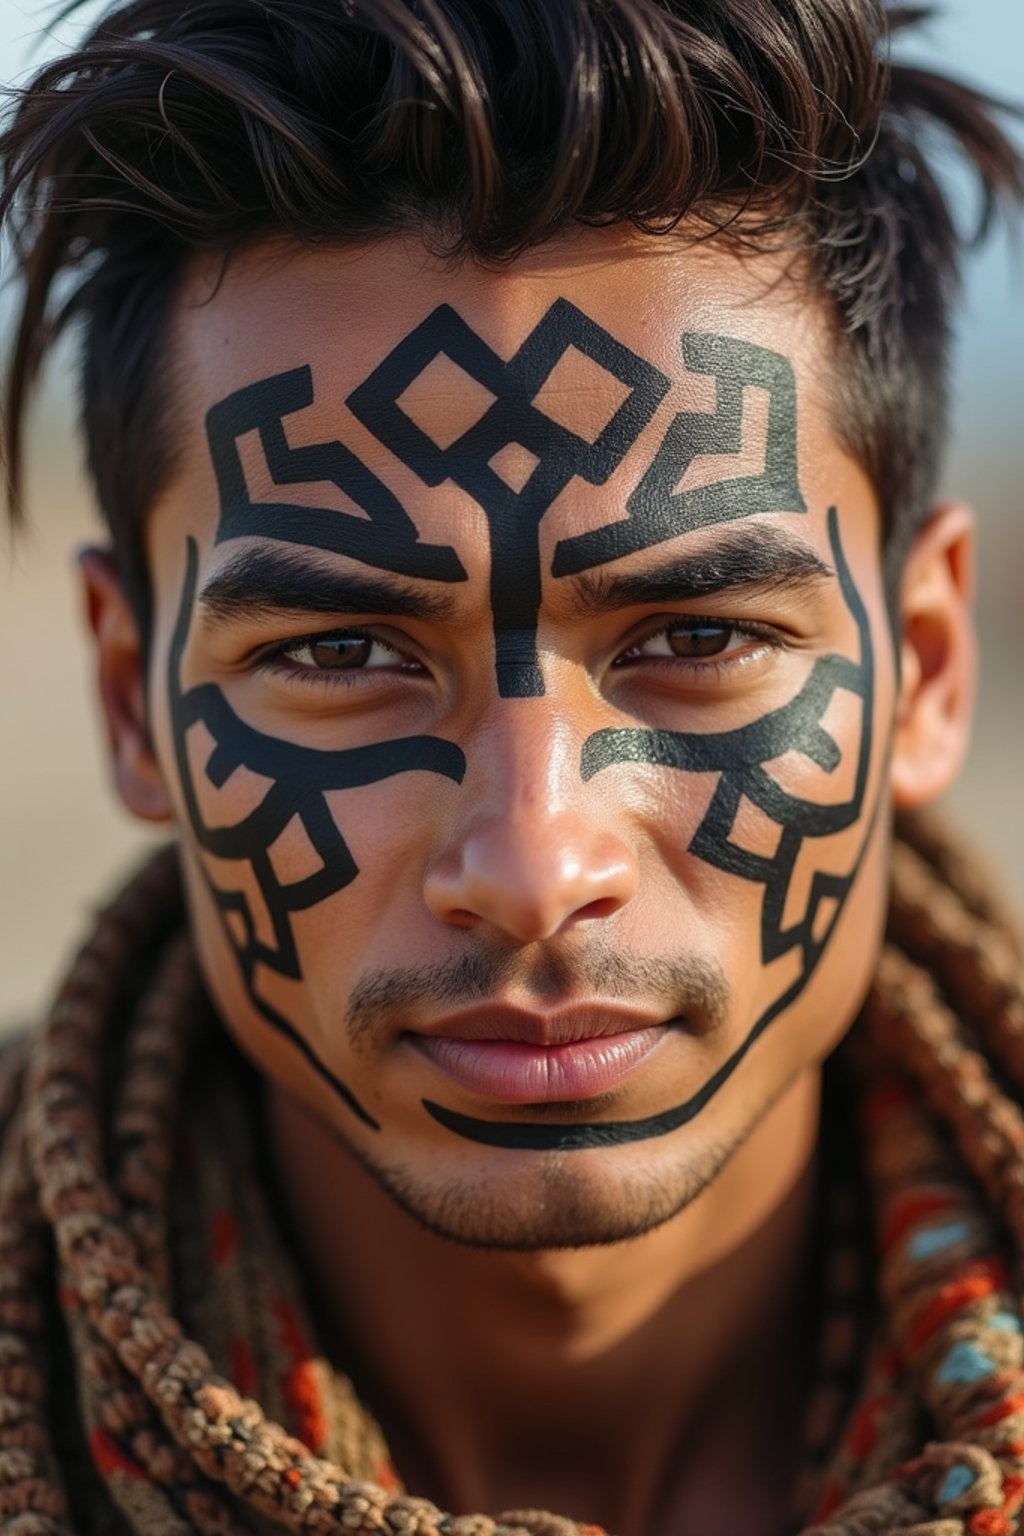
346,942,730,1048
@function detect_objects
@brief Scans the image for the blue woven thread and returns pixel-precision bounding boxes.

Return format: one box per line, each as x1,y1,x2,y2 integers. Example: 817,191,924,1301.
907,1220,972,1261
937,1341,996,1386
937,1464,977,1505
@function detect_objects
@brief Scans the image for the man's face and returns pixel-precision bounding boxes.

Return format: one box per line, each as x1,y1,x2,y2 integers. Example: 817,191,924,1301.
142,230,896,1247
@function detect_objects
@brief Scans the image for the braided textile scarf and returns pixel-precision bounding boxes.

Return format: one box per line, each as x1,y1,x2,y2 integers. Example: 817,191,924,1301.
2,816,1024,1536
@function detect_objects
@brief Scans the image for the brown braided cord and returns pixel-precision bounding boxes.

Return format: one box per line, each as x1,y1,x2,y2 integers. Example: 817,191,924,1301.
894,813,1024,965
0,1043,69,1536
2,819,1024,1534
24,853,249,1536
175,1031,398,1488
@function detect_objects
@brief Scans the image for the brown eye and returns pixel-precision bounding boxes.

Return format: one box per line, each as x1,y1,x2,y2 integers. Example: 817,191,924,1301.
615,616,777,672
306,635,373,669
278,631,411,673
664,622,732,658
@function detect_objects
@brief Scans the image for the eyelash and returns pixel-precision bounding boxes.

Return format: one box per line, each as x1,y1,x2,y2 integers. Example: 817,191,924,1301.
252,616,785,689
614,616,782,672
254,627,423,687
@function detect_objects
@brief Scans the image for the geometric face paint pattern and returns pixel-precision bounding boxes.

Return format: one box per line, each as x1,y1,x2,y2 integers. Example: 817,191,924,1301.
348,302,806,697
168,537,466,1130
186,300,871,1153
424,507,876,1151
206,301,806,699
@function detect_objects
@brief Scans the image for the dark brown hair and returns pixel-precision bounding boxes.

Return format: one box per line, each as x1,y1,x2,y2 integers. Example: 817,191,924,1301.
1,0,1021,621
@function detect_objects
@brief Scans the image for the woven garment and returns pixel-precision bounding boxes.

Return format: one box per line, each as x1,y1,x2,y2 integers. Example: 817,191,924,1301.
2,816,1024,1536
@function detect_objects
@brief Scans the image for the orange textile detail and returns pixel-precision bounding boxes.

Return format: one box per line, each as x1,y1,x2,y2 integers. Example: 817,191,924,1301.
975,1395,1024,1430
968,1514,1012,1536
211,1207,240,1267
89,1427,146,1483
876,1348,901,1379
907,1258,1009,1352
861,1080,915,1128
271,1296,327,1450
848,1396,888,1459
273,1295,308,1359
375,1460,400,1492
813,1481,845,1522
882,1191,957,1254
286,1359,328,1452
1001,1475,1024,1509
230,1336,258,1398
284,1370,323,1449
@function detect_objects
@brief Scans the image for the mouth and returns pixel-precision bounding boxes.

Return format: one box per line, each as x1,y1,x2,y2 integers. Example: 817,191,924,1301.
406,1004,678,1104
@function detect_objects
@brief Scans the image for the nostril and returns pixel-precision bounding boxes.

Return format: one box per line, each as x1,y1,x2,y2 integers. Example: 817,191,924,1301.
445,908,479,929
575,897,621,922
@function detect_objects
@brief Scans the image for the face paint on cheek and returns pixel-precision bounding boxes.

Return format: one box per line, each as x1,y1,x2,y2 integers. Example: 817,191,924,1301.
424,507,880,1152
167,537,466,1130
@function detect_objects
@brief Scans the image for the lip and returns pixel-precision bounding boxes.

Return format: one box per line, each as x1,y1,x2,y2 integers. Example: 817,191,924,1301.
412,1002,671,1047
411,1029,672,1103
407,1004,676,1103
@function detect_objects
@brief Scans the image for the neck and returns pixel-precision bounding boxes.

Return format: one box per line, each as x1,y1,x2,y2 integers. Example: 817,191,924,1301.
265,1070,822,1536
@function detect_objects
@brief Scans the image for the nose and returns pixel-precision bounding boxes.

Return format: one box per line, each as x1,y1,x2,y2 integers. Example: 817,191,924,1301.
422,706,639,942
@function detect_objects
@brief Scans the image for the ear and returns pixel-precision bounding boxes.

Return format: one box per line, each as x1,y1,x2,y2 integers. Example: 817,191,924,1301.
889,501,977,810
78,547,173,823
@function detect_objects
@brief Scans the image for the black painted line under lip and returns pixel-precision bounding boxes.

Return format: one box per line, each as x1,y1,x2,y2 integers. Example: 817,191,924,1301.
421,505,882,1152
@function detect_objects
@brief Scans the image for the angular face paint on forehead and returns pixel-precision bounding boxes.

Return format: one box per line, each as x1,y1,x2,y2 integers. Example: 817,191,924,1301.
348,303,805,696
551,332,806,574
424,508,878,1151
346,300,669,696
168,537,466,1129
204,302,805,698
206,365,468,582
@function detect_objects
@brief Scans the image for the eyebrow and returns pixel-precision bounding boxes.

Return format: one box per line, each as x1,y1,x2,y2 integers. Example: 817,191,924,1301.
563,526,834,616
197,545,459,628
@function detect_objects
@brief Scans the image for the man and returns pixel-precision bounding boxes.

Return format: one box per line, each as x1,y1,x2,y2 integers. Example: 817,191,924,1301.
1,1,1022,1532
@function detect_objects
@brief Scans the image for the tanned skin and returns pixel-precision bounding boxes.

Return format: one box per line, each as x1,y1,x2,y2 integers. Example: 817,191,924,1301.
82,226,976,1536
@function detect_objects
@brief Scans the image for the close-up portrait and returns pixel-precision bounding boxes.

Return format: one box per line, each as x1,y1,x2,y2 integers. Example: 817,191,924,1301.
1,2,1022,1534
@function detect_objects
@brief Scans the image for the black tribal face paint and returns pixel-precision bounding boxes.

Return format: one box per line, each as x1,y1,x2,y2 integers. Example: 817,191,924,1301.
168,537,466,1129
348,305,806,696
424,507,877,1151
180,299,877,1154
206,302,806,699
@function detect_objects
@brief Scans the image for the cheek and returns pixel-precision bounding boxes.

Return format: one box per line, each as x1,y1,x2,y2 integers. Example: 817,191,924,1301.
777,813,891,1077
761,684,866,807
176,844,273,1071
323,773,451,885
267,776,451,1003
173,767,447,1018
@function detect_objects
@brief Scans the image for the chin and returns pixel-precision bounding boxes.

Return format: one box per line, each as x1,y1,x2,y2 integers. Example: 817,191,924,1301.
355,1133,741,1251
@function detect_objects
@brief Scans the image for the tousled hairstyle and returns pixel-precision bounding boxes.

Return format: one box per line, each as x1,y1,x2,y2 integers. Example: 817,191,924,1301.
1,0,1022,624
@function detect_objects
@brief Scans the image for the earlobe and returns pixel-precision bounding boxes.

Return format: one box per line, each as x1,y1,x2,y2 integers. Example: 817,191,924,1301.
78,547,173,823
889,502,977,810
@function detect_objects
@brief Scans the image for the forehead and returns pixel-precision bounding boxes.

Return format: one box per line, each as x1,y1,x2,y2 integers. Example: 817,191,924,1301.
170,230,838,435
158,227,874,578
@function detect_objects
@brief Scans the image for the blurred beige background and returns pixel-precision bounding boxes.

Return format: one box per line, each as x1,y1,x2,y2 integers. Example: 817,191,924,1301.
2,0,1022,1028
